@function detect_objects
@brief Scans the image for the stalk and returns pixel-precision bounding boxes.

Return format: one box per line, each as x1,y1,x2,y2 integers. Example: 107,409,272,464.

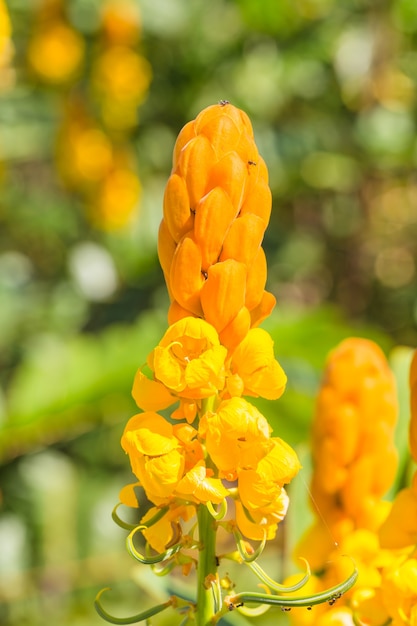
196,503,218,625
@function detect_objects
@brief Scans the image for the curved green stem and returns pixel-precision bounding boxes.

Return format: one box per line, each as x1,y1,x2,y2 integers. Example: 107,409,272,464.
225,559,358,610
94,588,173,624
126,526,183,564
247,557,311,592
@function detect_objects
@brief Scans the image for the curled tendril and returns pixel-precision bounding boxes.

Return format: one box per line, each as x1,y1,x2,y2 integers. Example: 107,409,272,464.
225,555,358,611
207,574,222,614
232,526,267,563
206,499,227,520
236,585,272,617
127,525,183,564
112,504,169,532
247,557,311,593
94,588,173,624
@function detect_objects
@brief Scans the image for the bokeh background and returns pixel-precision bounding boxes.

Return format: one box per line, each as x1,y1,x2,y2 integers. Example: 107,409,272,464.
0,0,416,624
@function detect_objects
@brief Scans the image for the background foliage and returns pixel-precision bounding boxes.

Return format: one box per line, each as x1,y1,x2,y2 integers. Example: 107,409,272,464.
0,0,416,624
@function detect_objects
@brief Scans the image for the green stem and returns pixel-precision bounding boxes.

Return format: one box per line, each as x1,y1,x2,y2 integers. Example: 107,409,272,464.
196,503,218,626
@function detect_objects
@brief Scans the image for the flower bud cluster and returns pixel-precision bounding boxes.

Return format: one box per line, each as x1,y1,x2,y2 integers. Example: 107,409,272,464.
158,101,275,351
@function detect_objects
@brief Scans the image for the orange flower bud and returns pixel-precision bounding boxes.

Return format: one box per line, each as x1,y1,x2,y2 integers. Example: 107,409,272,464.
161,102,276,348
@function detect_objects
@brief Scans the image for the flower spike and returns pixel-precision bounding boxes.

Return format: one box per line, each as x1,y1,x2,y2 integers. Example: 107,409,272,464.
94,588,173,624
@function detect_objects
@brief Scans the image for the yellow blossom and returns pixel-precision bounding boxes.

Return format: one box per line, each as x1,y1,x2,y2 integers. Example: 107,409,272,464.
199,397,271,480
381,557,417,626
145,317,227,401
28,20,84,84
228,327,287,399
175,461,229,504
141,504,195,554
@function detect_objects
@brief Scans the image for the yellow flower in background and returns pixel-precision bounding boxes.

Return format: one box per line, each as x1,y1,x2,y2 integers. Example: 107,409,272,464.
159,101,275,350
28,20,84,84
307,337,398,555
100,0,142,46
381,557,417,626
409,349,417,462
0,0,11,58
92,45,152,130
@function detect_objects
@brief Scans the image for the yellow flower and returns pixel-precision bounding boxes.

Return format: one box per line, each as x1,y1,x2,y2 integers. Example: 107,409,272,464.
379,475,417,550
381,557,417,626
175,461,229,504
228,327,287,400
147,317,227,400
310,338,398,544
199,397,271,480
28,20,84,84
121,412,184,503
141,504,195,554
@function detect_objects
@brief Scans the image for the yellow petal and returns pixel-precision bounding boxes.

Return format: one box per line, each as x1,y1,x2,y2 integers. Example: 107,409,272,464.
379,487,417,549
132,369,177,411
121,412,178,457
119,482,141,508
230,328,287,400
175,461,229,504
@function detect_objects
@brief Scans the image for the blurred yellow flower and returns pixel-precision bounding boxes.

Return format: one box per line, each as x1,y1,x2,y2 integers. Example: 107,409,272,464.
28,20,84,84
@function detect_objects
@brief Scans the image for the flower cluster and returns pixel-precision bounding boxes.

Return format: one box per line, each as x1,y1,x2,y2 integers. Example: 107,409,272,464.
122,314,298,545
288,341,417,626
158,101,275,351
27,0,150,231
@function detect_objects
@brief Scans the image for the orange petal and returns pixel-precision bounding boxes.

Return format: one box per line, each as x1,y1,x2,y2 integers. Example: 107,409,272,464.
219,213,265,267
196,112,242,159
219,306,251,352
239,178,272,227
172,119,196,170
176,135,216,210
195,102,253,136
194,187,237,271
206,151,247,213
245,247,267,310
167,300,197,324
157,219,177,297
163,173,193,242
249,290,276,326
170,233,204,315
200,259,246,332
